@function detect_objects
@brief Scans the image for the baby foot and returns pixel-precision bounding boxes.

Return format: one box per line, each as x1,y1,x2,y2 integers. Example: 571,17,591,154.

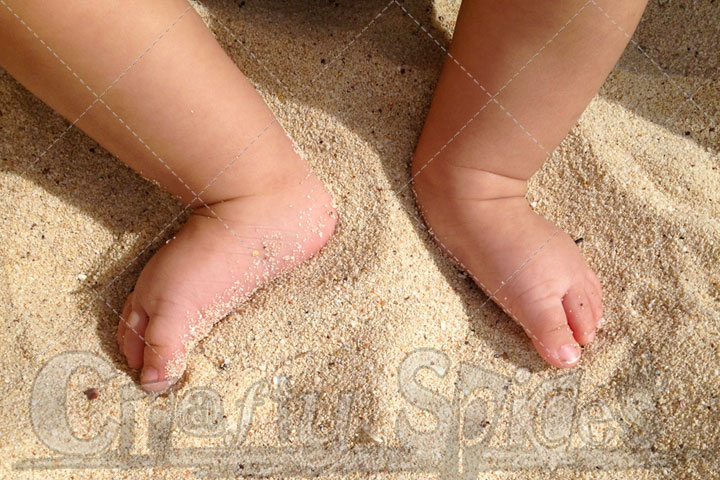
116,167,336,391
412,162,603,368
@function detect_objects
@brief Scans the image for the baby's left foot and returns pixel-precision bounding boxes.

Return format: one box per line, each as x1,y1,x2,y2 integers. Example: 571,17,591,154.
412,163,603,367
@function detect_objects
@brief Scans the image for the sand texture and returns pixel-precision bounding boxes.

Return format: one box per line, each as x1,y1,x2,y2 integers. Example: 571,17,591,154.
1,0,719,478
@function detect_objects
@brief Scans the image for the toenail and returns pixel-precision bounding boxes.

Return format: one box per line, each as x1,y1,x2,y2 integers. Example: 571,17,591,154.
141,367,158,385
127,310,141,330
558,344,580,365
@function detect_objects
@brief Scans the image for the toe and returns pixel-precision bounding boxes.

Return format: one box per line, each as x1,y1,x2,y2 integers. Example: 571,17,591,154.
585,272,604,325
140,310,190,392
563,286,597,345
514,300,581,368
117,294,133,356
122,306,148,370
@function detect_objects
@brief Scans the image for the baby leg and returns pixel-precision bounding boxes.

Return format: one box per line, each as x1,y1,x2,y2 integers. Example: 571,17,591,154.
412,0,647,366
0,0,336,390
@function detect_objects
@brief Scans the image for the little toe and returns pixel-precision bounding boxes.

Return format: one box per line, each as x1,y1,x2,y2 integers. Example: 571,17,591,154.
122,306,149,370
516,301,581,368
563,286,597,345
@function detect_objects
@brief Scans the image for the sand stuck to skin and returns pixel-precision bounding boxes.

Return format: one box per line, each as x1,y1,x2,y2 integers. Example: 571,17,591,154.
1,0,718,478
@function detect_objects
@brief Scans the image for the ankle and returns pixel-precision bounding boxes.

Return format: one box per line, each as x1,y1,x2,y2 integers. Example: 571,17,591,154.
411,158,528,203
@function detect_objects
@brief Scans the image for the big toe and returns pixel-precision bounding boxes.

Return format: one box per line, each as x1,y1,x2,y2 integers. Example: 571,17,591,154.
514,300,581,368
121,305,149,370
139,308,191,392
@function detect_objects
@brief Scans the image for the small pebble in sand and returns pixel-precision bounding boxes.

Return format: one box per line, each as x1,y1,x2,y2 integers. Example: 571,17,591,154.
76,273,87,281
83,388,98,400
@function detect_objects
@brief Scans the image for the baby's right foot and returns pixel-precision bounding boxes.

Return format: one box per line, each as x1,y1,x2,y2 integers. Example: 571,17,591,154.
1,0,340,392
117,161,336,392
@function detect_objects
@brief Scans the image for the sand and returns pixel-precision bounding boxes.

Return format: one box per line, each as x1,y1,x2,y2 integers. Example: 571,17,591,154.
1,0,718,478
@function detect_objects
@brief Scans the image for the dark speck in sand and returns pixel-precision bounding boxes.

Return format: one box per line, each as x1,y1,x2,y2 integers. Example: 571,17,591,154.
574,237,584,245
84,388,99,400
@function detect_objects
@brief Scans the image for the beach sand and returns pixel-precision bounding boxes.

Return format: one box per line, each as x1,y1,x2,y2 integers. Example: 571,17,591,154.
1,0,718,478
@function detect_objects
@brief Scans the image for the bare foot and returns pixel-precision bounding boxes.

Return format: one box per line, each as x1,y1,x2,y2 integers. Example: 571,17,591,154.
403,0,643,369
117,165,336,391
0,0,342,392
412,162,603,368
